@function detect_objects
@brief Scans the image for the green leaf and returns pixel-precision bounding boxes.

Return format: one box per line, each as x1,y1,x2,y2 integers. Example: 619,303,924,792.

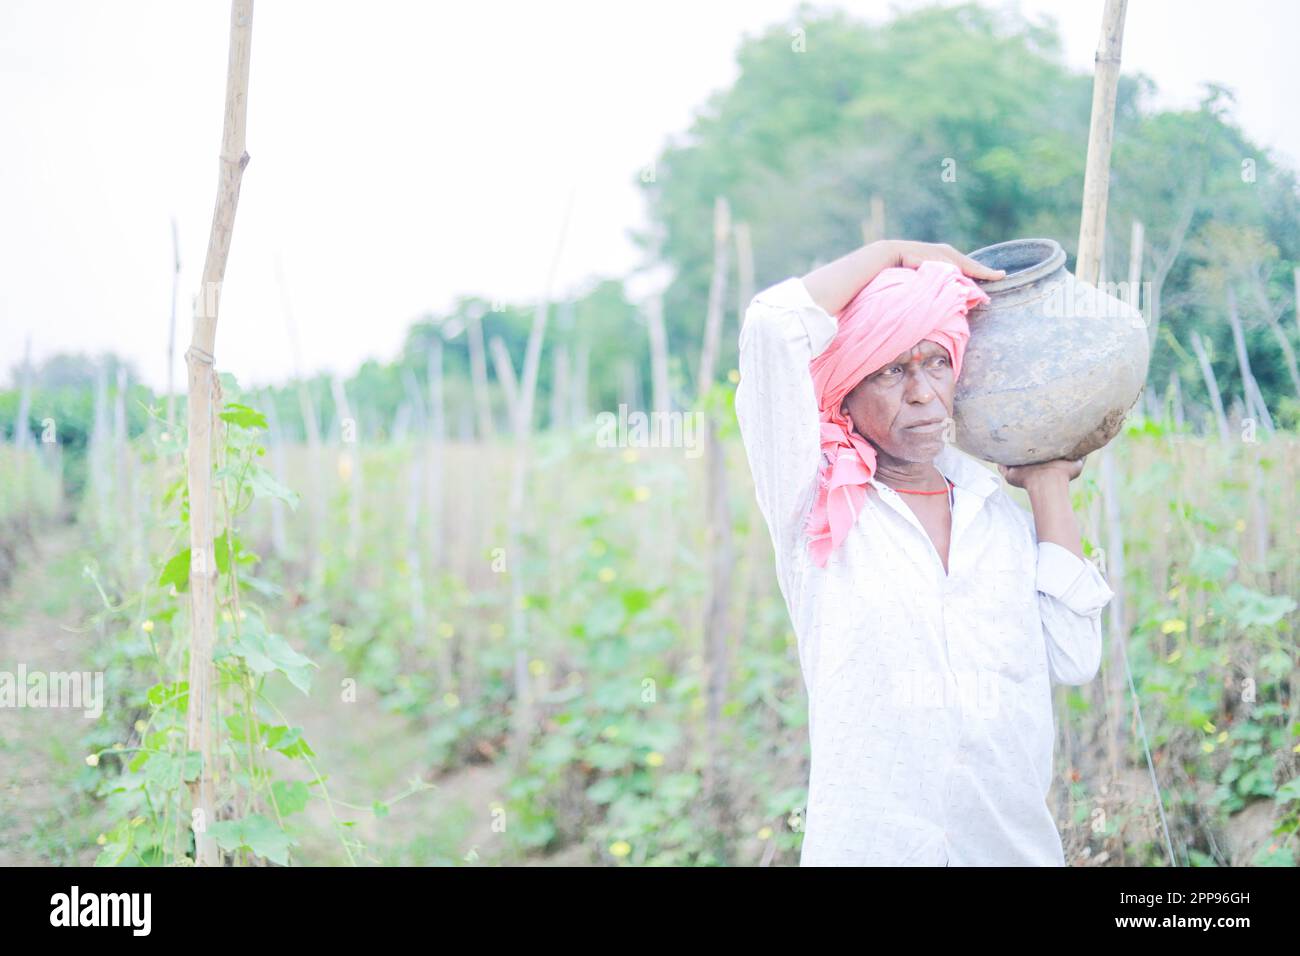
214,531,233,576
207,814,295,865
228,619,317,694
143,750,202,791
158,549,191,591
147,680,188,711
263,724,316,759
1188,545,1237,582
218,403,268,430
272,781,311,815
246,466,301,510
1275,776,1300,804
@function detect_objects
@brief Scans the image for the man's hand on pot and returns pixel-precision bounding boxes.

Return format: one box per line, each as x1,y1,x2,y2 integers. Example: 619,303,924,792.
998,457,1086,490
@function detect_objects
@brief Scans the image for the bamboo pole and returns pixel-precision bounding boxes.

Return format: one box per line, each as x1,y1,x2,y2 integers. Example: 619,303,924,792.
647,295,671,415
184,0,254,867
467,306,495,442
1127,220,1144,317
506,187,577,769
489,337,521,416
1190,331,1231,443
1226,285,1275,436
1075,0,1128,287
426,336,453,692
699,197,735,816
426,336,445,571
1077,0,1127,751
697,197,732,399
1167,370,1185,429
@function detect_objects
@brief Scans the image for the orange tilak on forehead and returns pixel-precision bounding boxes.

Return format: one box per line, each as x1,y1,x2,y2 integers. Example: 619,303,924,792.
891,341,944,366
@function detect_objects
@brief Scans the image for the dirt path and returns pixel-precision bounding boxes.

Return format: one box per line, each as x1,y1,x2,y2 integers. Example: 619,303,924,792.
270,659,592,865
0,522,108,865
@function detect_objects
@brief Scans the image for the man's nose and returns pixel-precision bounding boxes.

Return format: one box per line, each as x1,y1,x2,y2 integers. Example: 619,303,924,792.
904,365,937,403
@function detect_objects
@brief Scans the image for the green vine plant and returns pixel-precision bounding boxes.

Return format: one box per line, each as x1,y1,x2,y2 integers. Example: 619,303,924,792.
87,378,393,865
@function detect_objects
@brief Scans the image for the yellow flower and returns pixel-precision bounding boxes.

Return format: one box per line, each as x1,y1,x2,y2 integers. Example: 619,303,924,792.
1161,619,1186,634
633,485,651,502
1202,721,1216,733
727,369,740,384
1166,586,1182,601
1233,518,1246,532
528,659,546,677
85,754,99,767
141,620,154,633
757,826,773,840
96,833,107,846
609,840,631,858
133,719,146,733
645,751,665,767
1201,742,1215,754
438,621,455,639
1216,731,1229,743
1165,649,1182,664
443,692,460,708
597,567,616,584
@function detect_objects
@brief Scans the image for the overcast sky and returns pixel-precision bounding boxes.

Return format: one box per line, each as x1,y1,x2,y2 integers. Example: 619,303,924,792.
2,0,1297,391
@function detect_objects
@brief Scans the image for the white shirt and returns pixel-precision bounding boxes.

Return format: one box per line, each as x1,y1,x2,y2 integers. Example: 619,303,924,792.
735,275,1116,867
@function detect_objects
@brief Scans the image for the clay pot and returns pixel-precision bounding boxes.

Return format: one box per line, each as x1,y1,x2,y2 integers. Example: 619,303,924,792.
952,237,1149,466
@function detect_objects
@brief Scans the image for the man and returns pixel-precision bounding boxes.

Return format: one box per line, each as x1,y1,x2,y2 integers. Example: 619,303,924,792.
735,238,1115,866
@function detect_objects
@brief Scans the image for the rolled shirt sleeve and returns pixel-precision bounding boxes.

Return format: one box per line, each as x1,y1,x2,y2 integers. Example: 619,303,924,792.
1035,541,1115,686
735,277,838,573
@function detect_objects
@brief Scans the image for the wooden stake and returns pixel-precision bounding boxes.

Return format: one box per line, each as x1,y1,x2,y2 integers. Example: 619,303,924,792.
646,295,671,414
1190,330,1231,444
184,0,254,867
467,306,495,442
1226,285,1275,435
506,187,577,769
1075,0,1128,287
697,197,732,402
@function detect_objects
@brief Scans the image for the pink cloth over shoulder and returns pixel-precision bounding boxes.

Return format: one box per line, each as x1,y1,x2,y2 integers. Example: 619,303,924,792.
804,260,990,567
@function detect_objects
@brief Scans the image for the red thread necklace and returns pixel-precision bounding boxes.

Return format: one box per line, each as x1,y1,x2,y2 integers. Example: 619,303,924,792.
891,477,954,496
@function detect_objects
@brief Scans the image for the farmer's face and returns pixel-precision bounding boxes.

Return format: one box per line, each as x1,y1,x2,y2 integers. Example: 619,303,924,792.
841,339,955,462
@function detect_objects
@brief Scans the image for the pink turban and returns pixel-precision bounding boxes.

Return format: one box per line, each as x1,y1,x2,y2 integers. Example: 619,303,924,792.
804,260,990,567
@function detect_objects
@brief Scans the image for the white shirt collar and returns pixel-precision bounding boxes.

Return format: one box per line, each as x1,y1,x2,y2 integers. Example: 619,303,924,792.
865,442,1000,499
